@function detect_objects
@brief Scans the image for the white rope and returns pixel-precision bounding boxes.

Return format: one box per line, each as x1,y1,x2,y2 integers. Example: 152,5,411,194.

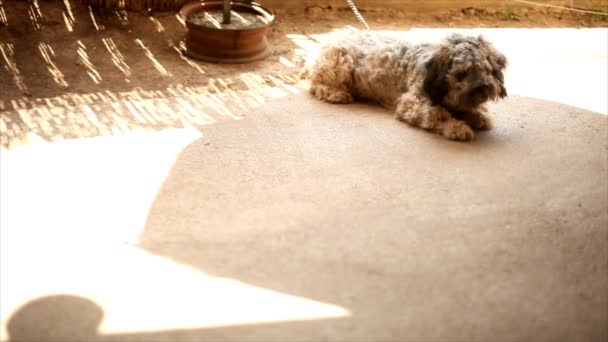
346,0,371,30
512,0,608,16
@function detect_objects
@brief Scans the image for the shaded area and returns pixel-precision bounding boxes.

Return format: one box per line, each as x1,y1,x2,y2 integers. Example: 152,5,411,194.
137,94,608,341
7,295,103,342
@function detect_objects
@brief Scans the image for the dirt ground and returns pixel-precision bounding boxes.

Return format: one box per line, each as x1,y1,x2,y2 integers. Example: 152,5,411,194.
0,0,606,114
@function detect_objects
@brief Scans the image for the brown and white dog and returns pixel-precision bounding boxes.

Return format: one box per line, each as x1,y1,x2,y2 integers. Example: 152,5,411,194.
309,28,508,141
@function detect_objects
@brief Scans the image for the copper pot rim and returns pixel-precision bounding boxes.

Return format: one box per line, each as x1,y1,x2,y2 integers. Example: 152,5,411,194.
180,1,275,32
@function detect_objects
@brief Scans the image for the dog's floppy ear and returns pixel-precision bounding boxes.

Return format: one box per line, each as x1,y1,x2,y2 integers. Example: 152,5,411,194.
492,61,507,98
496,53,507,98
492,52,508,99
423,46,451,106
499,83,507,98
477,35,508,98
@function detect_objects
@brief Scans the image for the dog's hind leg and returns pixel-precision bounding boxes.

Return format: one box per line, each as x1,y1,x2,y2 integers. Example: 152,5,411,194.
396,93,475,141
309,47,355,104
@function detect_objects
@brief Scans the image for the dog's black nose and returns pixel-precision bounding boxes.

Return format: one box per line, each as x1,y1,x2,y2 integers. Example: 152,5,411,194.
472,83,490,93
471,83,491,97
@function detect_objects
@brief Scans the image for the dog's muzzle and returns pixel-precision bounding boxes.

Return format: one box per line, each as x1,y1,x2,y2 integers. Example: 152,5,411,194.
469,83,492,104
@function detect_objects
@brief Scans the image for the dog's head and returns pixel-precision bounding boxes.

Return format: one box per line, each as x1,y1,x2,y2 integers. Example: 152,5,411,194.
423,34,507,112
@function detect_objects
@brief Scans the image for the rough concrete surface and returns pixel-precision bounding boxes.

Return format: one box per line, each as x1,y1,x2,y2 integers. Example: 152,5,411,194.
1,29,607,342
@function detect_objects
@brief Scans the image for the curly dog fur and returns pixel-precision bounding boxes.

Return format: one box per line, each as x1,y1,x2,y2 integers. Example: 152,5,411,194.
309,28,508,141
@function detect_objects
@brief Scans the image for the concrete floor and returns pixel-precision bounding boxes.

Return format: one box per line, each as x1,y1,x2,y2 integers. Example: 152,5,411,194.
1,29,607,341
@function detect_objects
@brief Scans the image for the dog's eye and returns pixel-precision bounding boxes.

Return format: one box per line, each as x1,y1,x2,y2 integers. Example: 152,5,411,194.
455,71,467,81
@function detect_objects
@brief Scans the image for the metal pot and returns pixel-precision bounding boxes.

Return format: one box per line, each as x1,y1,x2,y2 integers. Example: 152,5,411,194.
180,1,274,63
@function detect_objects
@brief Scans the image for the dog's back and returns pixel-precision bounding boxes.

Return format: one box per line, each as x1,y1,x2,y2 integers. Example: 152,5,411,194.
311,28,426,108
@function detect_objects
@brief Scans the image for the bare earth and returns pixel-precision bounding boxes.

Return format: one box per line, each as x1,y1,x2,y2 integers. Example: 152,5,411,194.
0,1,606,113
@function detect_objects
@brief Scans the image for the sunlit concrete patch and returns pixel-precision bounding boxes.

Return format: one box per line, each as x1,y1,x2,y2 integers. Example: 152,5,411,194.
0,126,201,243
1,243,349,338
96,246,349,334
0,126,200,337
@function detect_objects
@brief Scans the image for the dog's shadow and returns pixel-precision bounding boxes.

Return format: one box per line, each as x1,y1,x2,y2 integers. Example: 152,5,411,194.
313,95,511,148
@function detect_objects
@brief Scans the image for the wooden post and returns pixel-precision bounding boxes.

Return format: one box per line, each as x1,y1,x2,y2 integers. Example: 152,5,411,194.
223,0,231,24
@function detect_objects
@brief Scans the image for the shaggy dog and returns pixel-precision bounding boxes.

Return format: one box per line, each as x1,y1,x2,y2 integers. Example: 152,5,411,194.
309,28,508,141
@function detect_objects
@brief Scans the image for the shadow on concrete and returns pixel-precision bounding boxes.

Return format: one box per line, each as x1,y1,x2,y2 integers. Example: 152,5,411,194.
3,96,607,342
7,295,103,342
6,294,352,342
135,95,607,340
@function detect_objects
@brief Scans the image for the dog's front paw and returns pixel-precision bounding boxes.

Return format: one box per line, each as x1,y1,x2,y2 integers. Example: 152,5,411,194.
467,113,493,130
326,90,354,104
443,120,475,141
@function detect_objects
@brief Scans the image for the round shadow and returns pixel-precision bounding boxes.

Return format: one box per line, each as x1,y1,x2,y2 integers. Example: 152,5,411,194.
7,294,103,342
